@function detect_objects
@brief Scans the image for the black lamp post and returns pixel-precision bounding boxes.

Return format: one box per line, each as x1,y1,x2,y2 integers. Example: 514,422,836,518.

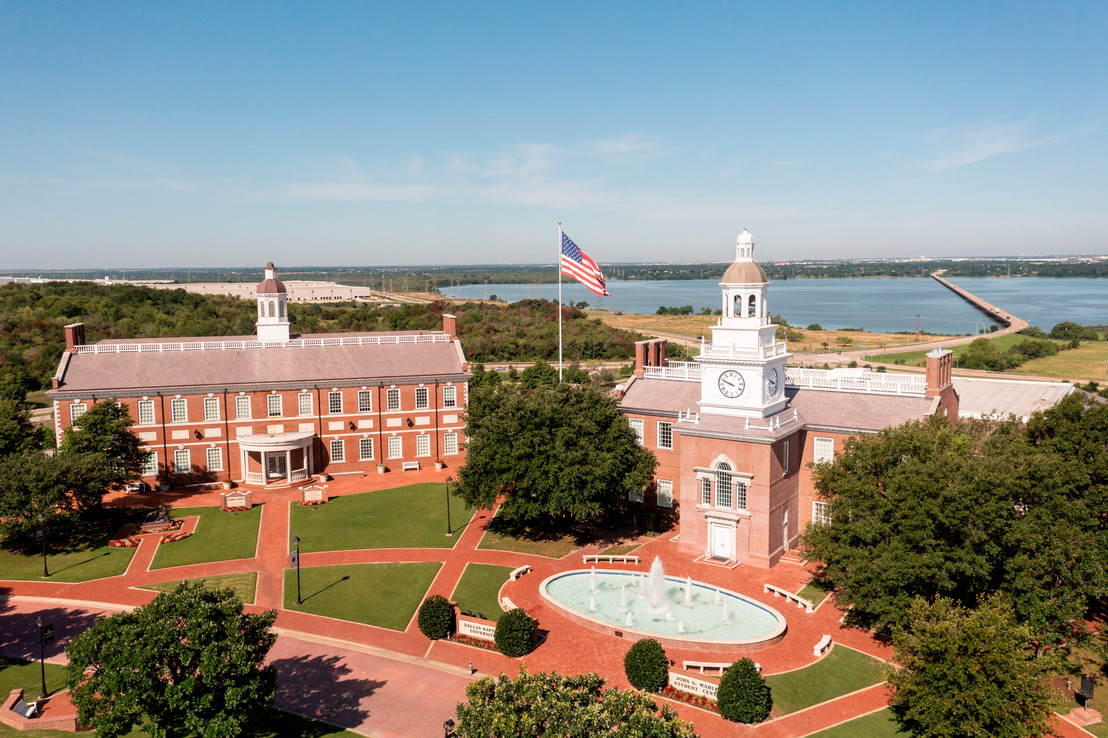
293,536,302,605
35,617,48,700
36,513,49,578
445,476,453,536
443,718,456,737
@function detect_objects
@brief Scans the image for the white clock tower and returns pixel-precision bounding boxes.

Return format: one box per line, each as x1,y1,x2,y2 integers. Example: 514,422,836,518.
697,230,790,418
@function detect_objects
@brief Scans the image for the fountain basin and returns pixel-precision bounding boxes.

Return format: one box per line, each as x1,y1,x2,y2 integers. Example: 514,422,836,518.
540,569,787,653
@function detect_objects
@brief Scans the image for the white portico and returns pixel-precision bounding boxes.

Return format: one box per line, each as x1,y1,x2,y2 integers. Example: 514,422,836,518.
697,229,791,419
237,430,315,486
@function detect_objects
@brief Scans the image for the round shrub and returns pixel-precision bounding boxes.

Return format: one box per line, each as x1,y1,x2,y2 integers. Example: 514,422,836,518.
623,638,668,692
417,594,455,640
494,608,537,657
717,657,772,723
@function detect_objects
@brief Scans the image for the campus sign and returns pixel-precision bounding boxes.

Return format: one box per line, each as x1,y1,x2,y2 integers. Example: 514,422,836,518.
668,672,718,700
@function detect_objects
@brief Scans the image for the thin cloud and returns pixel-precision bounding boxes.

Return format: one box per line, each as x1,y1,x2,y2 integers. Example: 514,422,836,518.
920,121,1088,172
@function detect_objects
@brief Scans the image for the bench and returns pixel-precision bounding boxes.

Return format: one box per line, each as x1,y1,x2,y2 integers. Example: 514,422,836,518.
401,461,420,471
682,660,760,674
509,565,531,581
582,554,640,565
764,583,815,613
813,634,832,657
500,596,517,611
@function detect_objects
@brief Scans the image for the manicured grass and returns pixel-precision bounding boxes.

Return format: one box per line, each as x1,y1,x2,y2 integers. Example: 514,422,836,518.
139,572,258,603
807,708,904,737
477,529,581,558
284,562,441,631
0,545,135,583
289,484,475,551
1021,337,1108,381
765,645,887,716
797,577,835,608
0,656,358,738
450,563,513,622
150,506,261,570
601,542,642,556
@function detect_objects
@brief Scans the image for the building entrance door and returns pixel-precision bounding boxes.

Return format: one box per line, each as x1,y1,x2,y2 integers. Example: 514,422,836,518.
710,524,734,561
267,455,287,479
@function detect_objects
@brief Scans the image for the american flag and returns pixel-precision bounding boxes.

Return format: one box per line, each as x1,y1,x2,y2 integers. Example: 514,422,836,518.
560,232,611,297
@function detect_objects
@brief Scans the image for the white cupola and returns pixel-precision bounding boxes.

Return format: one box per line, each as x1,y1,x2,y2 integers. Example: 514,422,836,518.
256,262,290,342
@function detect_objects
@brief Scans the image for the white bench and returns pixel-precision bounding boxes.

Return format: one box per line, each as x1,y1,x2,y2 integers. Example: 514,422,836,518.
582,554,640,565
500,596,517,611
813,634,832,657
509,565,531,580
682,660,759,674
401,461,421,471
764,583,815,613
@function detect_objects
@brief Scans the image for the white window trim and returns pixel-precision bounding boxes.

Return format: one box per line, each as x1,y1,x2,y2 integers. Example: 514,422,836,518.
173,449,190,475
415,387,429,410
442,385,457,408
387,435,403,459
138,400,155,425
267,394,282,418
203,396,220,422
298,392,313,416
813,500,831,525
386,388,401,411
657,421,673,450
359,437,374,461
656,479,674,508
813,436,835,464
206,446,223,471
628,418,644,446
328,391,343,415
141,450,158,477
170,398,187,424
416,434,431,457
443,432,458,456
357,390,373,413
235,395,251,419
329,439,345,463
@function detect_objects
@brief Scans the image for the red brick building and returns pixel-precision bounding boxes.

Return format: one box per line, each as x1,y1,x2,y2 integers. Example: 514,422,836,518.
619,230,960,568
48,264,470,490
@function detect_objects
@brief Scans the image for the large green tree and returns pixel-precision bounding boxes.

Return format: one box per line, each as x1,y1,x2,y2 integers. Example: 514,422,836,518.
888,596,1058,737
804,409,1107,655
455,382,656,526
0,397,40,456
60,398,146,488
65,582,278,738
0,451,113,537
455,669,698,737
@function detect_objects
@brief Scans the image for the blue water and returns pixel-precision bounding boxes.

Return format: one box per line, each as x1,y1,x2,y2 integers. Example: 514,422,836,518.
442,277,1107,334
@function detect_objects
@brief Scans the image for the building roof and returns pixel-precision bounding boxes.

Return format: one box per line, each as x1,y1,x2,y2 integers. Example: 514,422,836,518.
620,376,701,416
953,377,1073,421
257,262,287,294
721,261,768,284
50,333,469,397
785,387,937,433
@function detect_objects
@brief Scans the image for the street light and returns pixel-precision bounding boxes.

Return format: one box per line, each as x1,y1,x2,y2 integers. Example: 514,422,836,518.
443,718,456,737
36,513,49,578
35,617,50,700
445,477,453,536
293,536,302,605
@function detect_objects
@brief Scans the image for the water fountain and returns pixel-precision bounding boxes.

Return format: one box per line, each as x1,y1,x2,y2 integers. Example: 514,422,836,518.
541,555,786,651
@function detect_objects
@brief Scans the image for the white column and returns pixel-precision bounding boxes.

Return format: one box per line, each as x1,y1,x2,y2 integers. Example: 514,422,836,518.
285,449,292,479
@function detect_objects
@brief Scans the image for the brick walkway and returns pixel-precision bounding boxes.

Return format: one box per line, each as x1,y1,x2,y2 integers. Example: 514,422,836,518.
0,472,1090,737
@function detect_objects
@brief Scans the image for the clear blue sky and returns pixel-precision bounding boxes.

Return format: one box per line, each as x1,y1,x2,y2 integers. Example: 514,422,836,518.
2,2,1105,268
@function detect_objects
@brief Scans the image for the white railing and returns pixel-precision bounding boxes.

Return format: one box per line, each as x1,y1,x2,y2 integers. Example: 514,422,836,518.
785,367,926,396
643,361,702,381
698,341,788,361
74,332,451,354
245,471,265,484
290,468,309,482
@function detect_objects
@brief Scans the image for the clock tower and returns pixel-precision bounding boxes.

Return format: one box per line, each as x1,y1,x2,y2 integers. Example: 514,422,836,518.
697,229,790,418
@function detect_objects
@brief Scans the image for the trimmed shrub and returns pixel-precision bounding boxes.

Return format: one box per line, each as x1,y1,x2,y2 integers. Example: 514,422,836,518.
417,594,455,640
494,608,537,657
623,638,668,692
717,658,772,723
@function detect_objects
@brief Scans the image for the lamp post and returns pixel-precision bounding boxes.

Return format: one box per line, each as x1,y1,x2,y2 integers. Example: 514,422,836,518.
293,536,302,606
36,513,49,578
443,718,456,737
35,617,50,700
445,476,453,536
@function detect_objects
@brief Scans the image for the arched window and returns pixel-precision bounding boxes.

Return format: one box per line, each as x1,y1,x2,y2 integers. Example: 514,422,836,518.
715,462,733,508
268,301,276,318
258,302,264,318
748,294,757,318
279,300,285,318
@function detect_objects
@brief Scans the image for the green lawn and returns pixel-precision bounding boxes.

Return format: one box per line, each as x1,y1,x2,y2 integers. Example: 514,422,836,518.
450,563,513,622
796,577,835,609
601,542,643,556
864,334,1064,368
289,484,475,551
284,562,441,630
477,528,582,558
149,506,261,570
139,572,258,603
0,657,358,737
806,708,904,737
765,645,887,716
0,545,135,583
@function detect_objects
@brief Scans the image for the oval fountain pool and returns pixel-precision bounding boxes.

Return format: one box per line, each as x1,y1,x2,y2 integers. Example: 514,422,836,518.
539,560,787,652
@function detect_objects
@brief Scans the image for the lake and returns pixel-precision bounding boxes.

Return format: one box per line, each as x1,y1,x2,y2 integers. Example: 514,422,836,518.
441,277,1107,334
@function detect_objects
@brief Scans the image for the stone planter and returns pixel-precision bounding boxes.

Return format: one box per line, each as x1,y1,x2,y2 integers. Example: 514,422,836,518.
435,460,445,471
318,473,331,482
377,464,387,474
221,480,234,490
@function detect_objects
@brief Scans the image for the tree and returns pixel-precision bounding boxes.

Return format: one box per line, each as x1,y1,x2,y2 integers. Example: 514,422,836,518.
624,638,668,692
494,608,537,657
65,582,277,738
804,412,1107,656
455,669,698,738
0,451,113,537
455,382,656,527
519,360,558,388
60,398,146,487
0,397,39,456
418,594,456,639
716,657,772,723
888,596,1057,737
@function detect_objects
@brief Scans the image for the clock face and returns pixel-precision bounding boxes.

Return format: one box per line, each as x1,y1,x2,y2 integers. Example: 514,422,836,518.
768,368,779,396
718,370,745,398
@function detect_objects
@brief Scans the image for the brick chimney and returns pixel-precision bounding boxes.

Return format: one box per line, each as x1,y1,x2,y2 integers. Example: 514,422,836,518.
925,348,959,421
64,323,86,353
633,338,668,377
442,314,457,339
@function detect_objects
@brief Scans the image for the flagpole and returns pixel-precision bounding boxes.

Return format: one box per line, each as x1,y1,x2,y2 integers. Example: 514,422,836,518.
557,222,563,383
